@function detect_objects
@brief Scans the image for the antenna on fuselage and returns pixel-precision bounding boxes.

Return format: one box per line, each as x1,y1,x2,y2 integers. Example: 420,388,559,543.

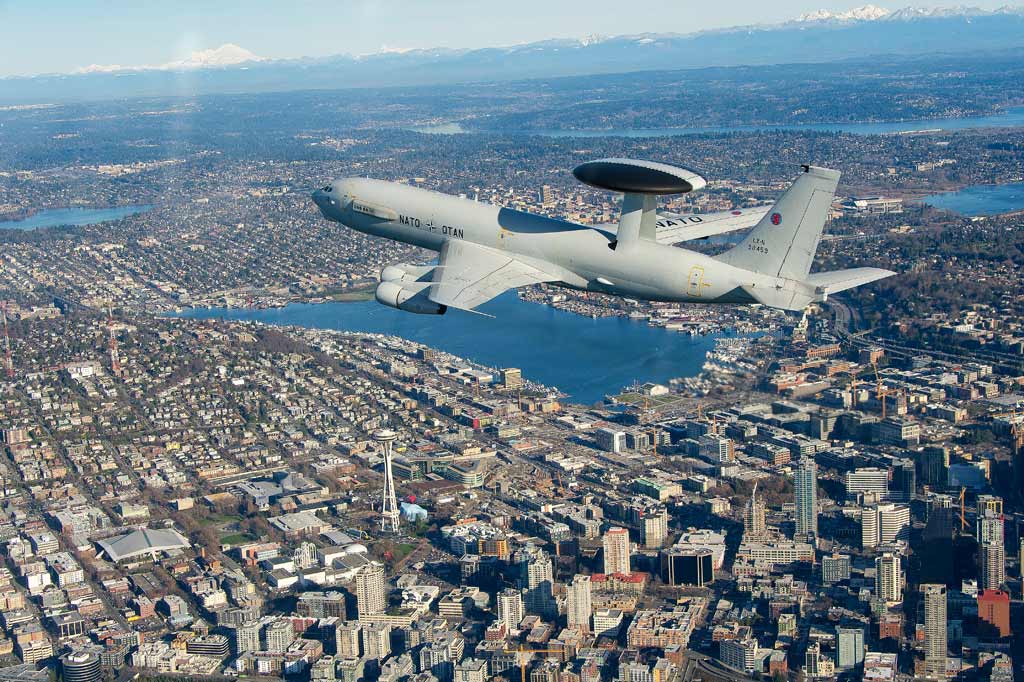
572,158,706,251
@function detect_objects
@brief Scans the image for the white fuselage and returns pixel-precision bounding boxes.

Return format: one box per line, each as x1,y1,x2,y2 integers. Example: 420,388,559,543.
314,178,775,304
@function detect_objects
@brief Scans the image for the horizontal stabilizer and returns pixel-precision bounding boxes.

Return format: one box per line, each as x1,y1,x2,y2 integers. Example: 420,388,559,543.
805,267,895,295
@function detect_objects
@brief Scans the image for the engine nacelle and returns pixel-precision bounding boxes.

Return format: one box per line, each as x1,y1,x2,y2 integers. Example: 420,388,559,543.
380,263,434,283
375,281,447,315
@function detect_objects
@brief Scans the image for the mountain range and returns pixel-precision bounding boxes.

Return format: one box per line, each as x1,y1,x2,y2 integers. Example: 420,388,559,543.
2,5,1023,104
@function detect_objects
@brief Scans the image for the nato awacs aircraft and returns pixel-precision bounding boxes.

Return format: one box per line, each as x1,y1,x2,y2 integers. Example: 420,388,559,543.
311,159,895,316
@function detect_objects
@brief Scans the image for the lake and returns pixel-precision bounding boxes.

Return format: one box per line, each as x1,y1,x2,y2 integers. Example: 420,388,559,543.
922,181,1024,217
0,205,152,231
175,292,724,405
412,106,1024,138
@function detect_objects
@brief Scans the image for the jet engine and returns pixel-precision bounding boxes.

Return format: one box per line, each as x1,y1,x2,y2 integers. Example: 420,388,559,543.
380,262,434,283
374,280,447,315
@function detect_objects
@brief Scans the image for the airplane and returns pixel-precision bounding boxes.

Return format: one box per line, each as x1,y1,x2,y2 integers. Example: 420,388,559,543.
311,159,895,316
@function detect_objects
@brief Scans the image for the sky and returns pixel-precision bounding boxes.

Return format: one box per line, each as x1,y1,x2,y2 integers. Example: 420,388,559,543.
0,0,1017,77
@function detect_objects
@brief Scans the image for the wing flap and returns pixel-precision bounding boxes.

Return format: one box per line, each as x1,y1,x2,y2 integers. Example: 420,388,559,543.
429,240,559,312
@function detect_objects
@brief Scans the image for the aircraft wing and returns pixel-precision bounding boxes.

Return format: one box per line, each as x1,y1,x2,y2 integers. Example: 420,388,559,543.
654,206,770,244
429,239,560,312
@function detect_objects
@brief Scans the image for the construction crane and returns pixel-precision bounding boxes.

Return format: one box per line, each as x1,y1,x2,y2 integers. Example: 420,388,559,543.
958,487,967,532
871,360,901,419
1,303,12,380
503,645,563,682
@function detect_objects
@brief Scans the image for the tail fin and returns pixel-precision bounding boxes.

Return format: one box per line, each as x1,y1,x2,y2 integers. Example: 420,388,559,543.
716,165,839,280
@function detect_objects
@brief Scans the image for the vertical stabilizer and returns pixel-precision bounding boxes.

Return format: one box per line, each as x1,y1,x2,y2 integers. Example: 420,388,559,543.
716,165,839,280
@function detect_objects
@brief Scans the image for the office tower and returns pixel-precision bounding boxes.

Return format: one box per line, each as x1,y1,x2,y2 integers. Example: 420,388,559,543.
976,589,1011,638
875,553,902,605
662,548,714,587
794,457,818,539
602,527,631,575
918,446,949,487
977,494,1002,516
516,546,555,619
743,482,766,538
376,429,401,533
836,627,865,670
862,503,911,548
566,575,592,632
497,588,524,630
356,563,387,619
60,650,102,682
922,584,947,679
844,467,889,500
362,622,391,660
891,459,916,501
336,621,362,659
641,509,669,549
978,537,1006,590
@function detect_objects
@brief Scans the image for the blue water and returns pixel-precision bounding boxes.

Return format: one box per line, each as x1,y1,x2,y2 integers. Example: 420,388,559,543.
414,106,1024,138
175,292,723,404
0,205,152,231
922,181,1024,217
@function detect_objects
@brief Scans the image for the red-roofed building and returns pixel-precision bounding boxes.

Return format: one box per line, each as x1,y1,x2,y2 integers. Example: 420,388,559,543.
977,589,1011,638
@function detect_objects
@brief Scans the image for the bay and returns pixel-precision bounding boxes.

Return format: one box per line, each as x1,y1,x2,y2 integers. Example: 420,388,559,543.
922,181,1024,217
175,292,724,405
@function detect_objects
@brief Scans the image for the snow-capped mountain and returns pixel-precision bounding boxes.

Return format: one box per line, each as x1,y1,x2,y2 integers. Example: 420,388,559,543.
3,5,1023,104
796,4,892,23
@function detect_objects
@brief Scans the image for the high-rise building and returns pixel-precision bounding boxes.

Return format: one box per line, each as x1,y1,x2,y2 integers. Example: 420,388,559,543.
362,622,391,660
977,511,1004,545
516,546,555,619
891,459,916,501
977,494,1002,516
641,509,669,549
356,563,387,619
978,537,1006,590
310,655,337,682
335,621,362,659
794,457,819,539
662,548,713,587
60,650,102,682
918,446,950,486
500,368,523,389
743,483,766,538
844,467,889,500
862,503,911,548
595,428,626,453
602,527,631,575
497,588,524,630
875,553,902,605
566,575,592,632
264,619,296,653
230,621,262,655
804,642,835,679
922,584,947,679
836,627,865,671
976,589,1011,638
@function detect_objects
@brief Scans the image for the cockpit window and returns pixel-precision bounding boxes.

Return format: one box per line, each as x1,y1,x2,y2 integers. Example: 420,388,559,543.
322,186,332,193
